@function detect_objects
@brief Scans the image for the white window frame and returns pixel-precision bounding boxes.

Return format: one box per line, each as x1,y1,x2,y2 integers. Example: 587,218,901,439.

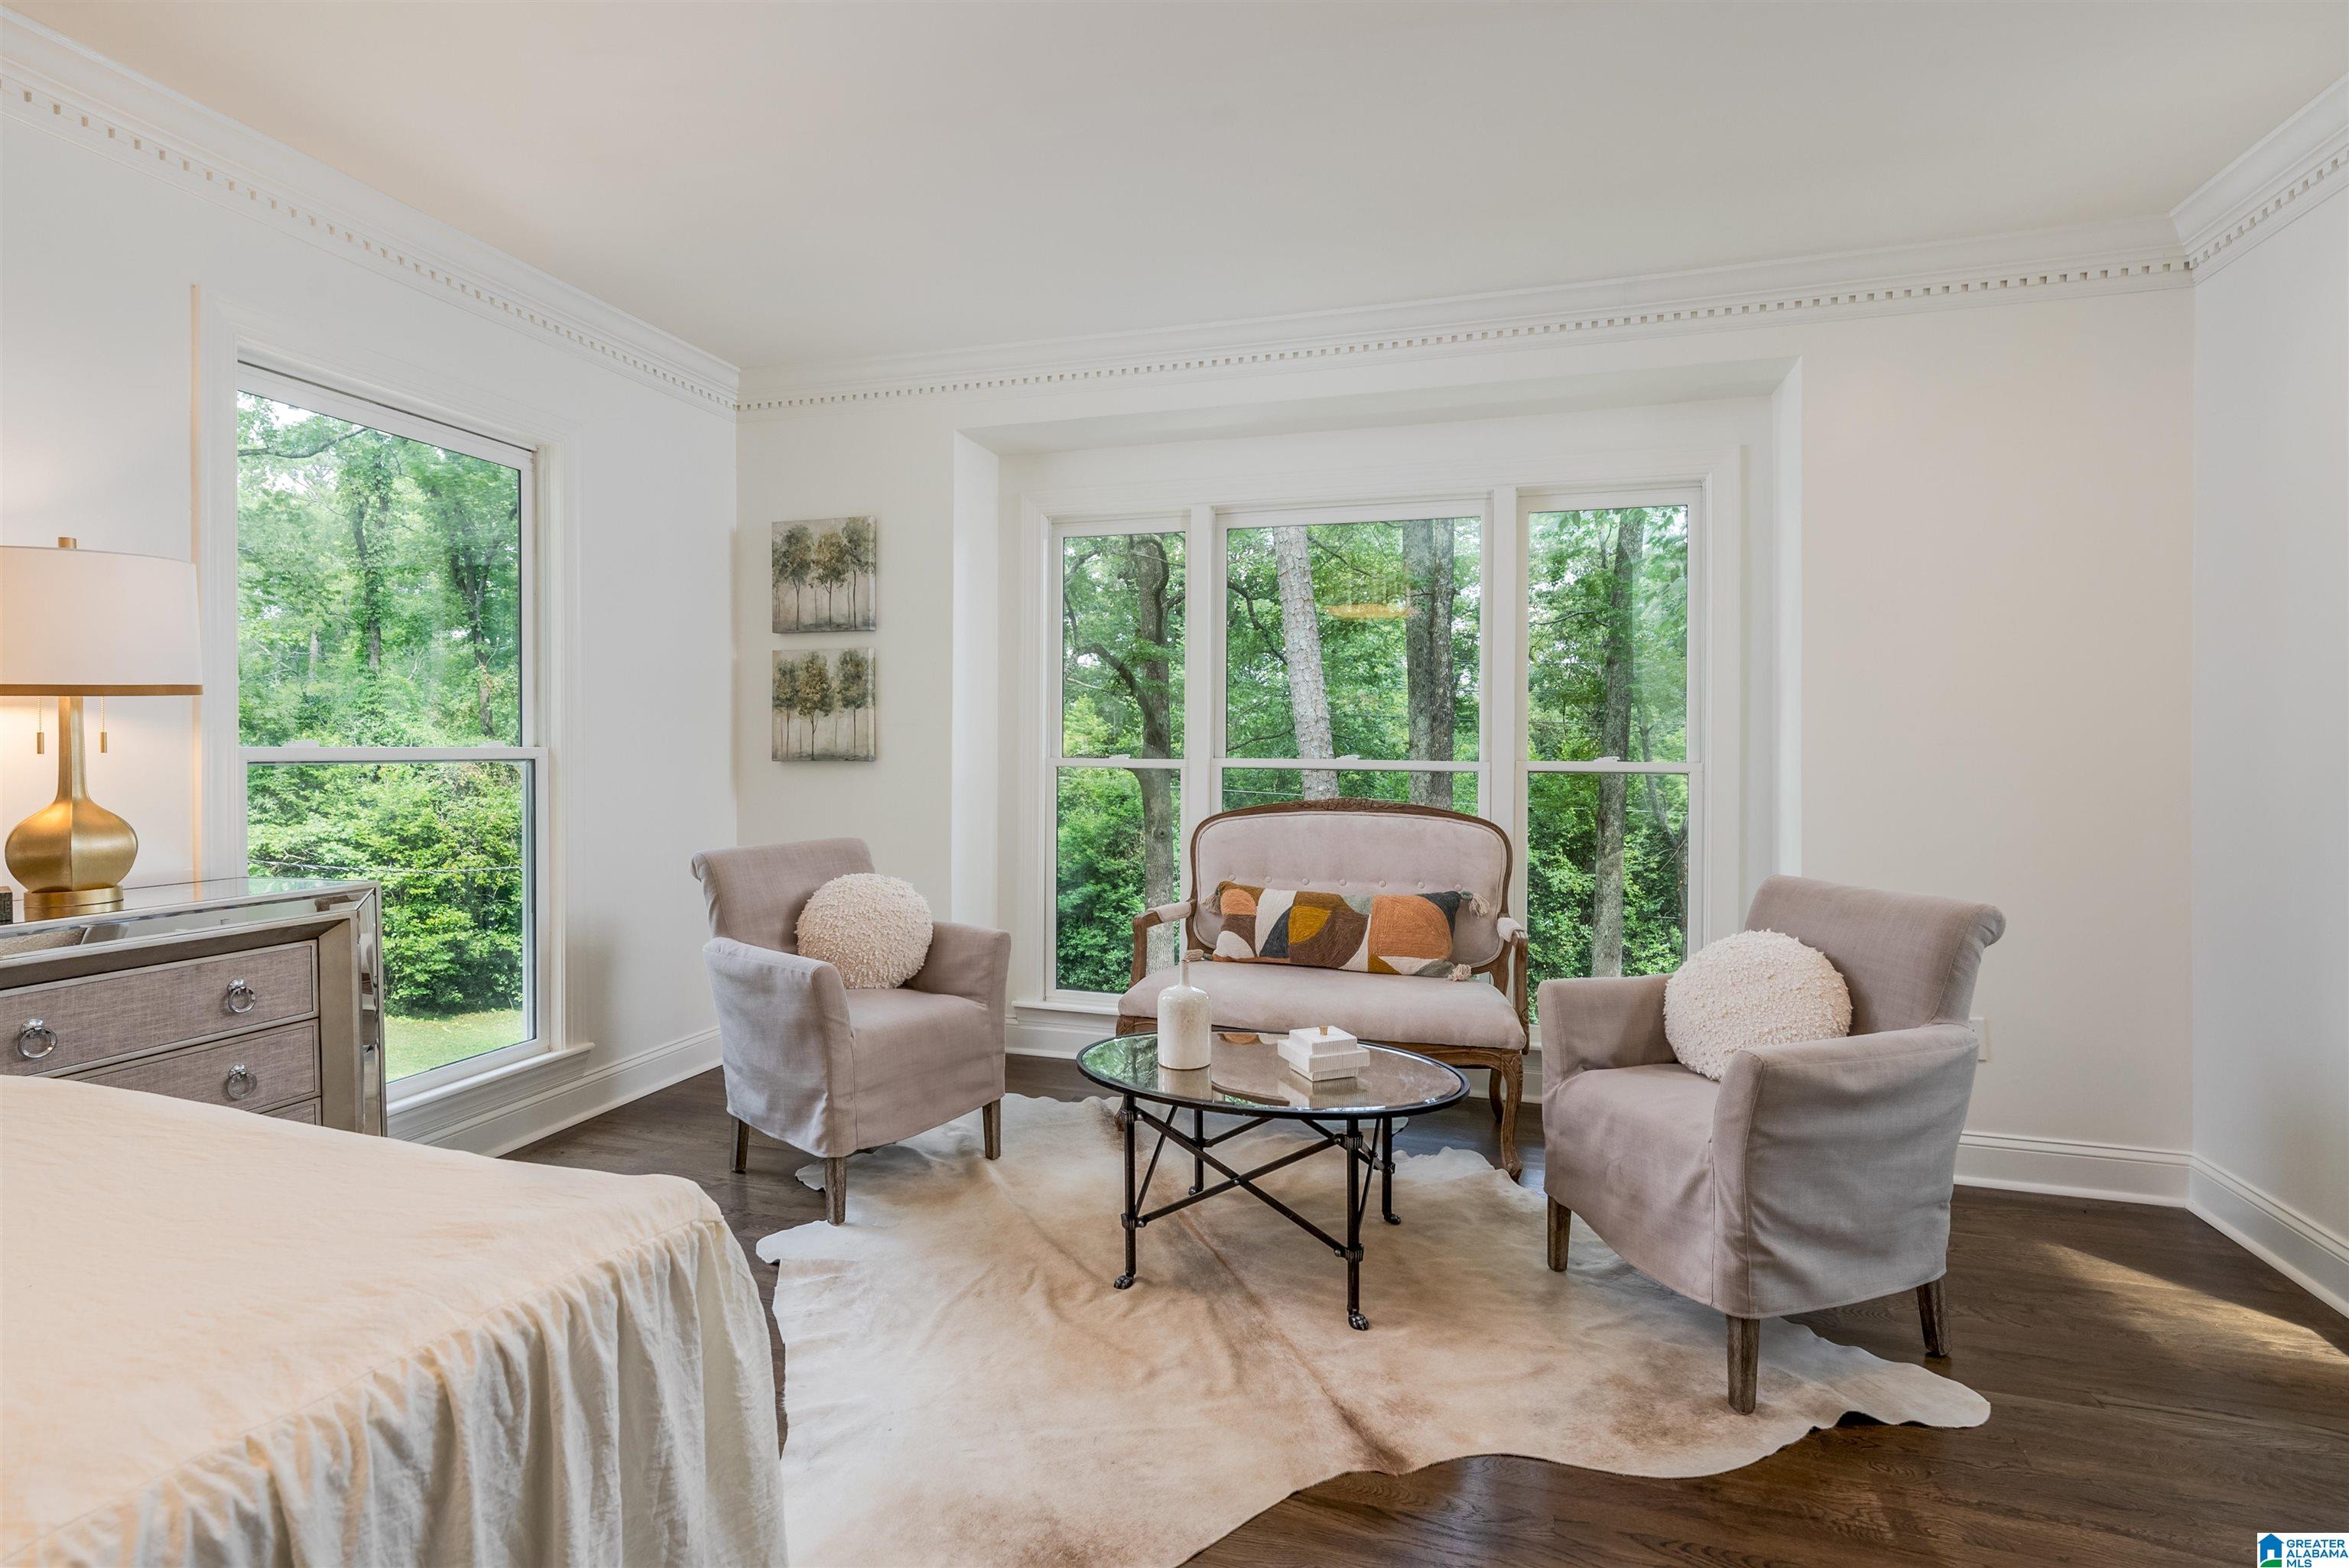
1022,446,1743,1012
229,362,555,1098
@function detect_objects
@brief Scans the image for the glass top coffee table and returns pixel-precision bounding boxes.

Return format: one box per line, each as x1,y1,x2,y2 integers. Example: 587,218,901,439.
1077,1031,1468,1330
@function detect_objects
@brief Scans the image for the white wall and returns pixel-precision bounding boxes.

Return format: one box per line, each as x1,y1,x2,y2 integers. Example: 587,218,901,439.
2,89,738,1151
2189,184,2349,1300
737,287,2201,1186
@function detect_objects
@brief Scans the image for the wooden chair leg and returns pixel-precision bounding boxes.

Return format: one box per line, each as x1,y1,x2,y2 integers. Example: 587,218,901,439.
1919,1277,1951,1357
1727,1316,1760,1414
730,1118,749,1175
983,1099,1002,1160
1487,1069,1505,1121
1493,1054,1524,1180
824,1156,848,1225
1545,1199,1571,1272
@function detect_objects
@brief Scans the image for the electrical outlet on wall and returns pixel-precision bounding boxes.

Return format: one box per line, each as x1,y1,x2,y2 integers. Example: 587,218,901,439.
1969,1016,1990,1062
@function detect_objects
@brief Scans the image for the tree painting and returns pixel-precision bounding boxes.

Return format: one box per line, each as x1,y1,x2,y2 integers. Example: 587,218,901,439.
834,648,873,757
772,516,877,631
774,524,814,630
772,648,875,761
772,654,802,756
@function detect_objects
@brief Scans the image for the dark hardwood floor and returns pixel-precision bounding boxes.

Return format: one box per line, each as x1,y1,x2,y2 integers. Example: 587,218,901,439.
514,1061,2349,1567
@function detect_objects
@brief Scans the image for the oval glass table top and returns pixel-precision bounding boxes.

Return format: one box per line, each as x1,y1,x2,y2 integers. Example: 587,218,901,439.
1078,1032,1468,1118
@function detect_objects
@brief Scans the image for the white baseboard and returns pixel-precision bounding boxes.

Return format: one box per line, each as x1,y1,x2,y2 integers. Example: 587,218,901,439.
1947,1136,2349,1319
397,1027,720,1158
1952,1131,2192,1206
2188,1159,2349,1318
1009,1006,1119,1059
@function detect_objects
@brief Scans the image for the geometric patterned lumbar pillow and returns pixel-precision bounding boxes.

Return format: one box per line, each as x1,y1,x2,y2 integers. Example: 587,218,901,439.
1207,881,1470,979
1662,927,1851,1080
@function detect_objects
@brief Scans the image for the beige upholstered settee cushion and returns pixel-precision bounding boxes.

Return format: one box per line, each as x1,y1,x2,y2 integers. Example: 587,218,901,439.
1121,963,1525,1052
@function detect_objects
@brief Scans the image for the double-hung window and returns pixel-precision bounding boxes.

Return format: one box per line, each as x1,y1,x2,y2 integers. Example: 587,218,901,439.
1521,498,1697,986
1051,518,1187,993
232,365,547,1092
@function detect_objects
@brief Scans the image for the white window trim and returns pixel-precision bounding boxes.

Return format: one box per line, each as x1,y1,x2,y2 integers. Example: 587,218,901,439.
197,301,577,1112
1019,446,1746,1012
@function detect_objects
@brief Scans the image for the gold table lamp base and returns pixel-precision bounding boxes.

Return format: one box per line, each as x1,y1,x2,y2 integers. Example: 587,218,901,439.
21,885,128,918
5,696,136,917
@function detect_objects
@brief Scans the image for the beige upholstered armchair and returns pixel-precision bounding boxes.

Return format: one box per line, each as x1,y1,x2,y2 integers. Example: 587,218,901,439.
1116,800,1531,1175
1541,875,2004,1411
692,838,1009,1224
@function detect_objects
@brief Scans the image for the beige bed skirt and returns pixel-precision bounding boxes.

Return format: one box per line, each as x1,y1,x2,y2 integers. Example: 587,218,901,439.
0,1076,786,1567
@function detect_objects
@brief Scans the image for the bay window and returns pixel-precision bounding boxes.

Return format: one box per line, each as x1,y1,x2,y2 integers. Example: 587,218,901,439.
1041,477,1719,1010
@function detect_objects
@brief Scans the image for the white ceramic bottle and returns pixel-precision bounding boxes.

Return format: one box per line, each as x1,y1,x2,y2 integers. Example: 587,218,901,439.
1155,955,1213,1070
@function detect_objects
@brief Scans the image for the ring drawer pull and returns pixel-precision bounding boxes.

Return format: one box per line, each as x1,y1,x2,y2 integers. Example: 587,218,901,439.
224,1064,256,1101
16,1020,57,1061
225,979,258,1015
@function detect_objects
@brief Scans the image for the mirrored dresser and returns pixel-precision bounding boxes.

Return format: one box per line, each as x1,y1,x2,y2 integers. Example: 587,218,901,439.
0,879,385,1135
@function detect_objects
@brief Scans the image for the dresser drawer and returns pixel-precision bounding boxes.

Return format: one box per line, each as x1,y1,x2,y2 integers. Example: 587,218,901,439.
265,1099,322,1125
3,943,317,1076
78,1021,320,1113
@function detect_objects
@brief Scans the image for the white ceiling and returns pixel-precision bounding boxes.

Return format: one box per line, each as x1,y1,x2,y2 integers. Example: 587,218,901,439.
21,2,2345,371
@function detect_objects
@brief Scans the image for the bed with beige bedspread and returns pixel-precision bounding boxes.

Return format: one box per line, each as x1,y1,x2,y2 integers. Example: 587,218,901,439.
0,1075,786,1567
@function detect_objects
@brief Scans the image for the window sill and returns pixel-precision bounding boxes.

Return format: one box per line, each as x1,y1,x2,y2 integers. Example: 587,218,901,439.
387,1040,590,1125
1020,995,1124,1018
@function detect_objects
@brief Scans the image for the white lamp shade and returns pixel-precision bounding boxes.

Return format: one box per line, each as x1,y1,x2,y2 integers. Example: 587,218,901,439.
0,544,203,695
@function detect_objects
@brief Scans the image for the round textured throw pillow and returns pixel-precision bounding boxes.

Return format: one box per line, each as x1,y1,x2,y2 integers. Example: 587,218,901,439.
1662,928,1852,1080
797,873,934,989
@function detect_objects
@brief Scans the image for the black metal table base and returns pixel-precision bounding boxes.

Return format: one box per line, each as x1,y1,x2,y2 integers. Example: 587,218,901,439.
1111,1092,1402,1329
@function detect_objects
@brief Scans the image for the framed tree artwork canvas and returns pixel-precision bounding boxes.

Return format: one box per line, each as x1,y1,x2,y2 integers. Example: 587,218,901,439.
773,648,876,761
772,516,877,631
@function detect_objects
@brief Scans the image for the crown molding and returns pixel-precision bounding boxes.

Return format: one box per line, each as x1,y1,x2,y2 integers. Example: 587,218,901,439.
2172,73,2349,281
7,8,2328,424
736,218,2192,415
0,9,739,416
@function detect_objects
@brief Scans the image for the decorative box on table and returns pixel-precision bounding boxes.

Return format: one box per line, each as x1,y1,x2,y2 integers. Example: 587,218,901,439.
1278,1024,1367,1083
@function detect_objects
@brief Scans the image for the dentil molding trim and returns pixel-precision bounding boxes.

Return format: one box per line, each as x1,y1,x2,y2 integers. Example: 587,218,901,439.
739,221,2195,414
0,11,739,417
2172,73,2349,281
738,73,2347,417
